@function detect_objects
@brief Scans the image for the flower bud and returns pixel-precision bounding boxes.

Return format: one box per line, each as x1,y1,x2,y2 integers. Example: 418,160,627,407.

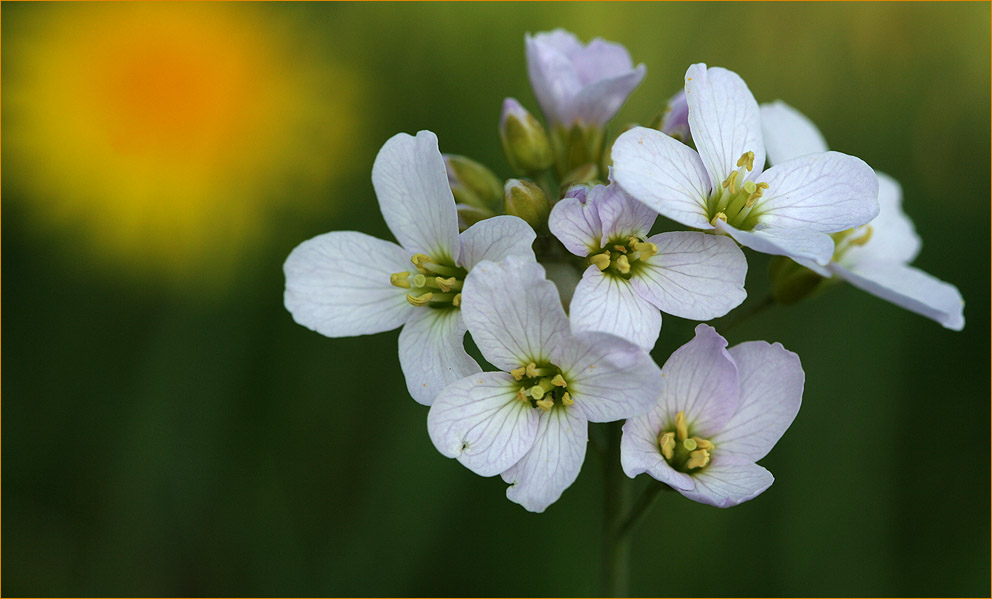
444,154,504,213
650,89,691,143
768,256,828,305
550,122,604,179
560,162,599,187
456,204,495,232
500,98,553,175
504,178,550,230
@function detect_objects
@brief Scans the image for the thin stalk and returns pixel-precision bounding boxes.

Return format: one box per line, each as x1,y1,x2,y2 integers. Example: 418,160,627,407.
719,293,775,333
616,482,667,541
601,422,630,597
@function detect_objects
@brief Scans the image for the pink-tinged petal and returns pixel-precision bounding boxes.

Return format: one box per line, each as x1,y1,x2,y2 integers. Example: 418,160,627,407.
371,131,460,262
685,63,765,189
714,341,803,461
759,100,828,166
657,324,738,436
633,232,747,321
572,37,636,84
754,151,880,233
427,372,540,477
678,455,774,508
660,89,690,142
831,262,965,331
841,173,921,267
716,220,836,265
548,195,603,257
457,215,536,271
556,331,663,423
284,231,414,337
611,126,712,229
461,256,570,371
569,266,662,351
501,405,588,513
398,308,481,406
595,184,657,242
525,31,582,125
620,407,694,491
571,65,647,126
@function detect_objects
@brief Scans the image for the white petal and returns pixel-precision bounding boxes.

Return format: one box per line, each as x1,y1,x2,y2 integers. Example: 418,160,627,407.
716,221,836,265
284,231,414,337
595,184,657,242
633,232,747,321
525,32,582,125
620,408,694,491
427,372,540,477
501,405,588,513
571,65,647,126
611,126,713,229
371,131,460,262
398,308,481,406
760,100,829,165
714,341,804,461
569,266,662,351
656,324,738,437
685,63,765,189
841,173,921,267
755,151,880,232
548,195,603,257
678,456,774,508
457,215,537,271
831,262,965,331
556,330,663,423
461,256,570,371
571,37,636,84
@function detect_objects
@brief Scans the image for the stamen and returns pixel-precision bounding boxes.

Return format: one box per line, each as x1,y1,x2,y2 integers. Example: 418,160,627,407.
613,245,628,254
710,212,727,227
692,437,714,450
435,276,459,292
633,241,657,261
849,226,874,246
686,449,711,470
675,411,688,441
525,362,540,378
551,374,567,388
510,366,527,381
722,169,739,191
614,255,631,275
389,272,412,289
452,293,462,307
411,253,432,274
561,392,574,406
536,398,554,412
516,387,530,402
424,261,460,277
406,292,434,306
590,252,611,271
737,151,755,172
659,431,676,460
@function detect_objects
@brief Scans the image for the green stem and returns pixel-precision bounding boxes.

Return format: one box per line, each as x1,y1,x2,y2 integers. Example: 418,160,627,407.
601,422,630,597
616,482,667,541
719,292,775,333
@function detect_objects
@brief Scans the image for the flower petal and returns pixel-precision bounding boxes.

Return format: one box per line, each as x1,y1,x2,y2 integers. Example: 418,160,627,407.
569,266,662,351
840,173,921,267
548,194,603,257
556,330,663,422
501,405,588,513
371,131,460,262
284,231,414,337
760,100,829,165
461,256,570,371
714,340,803,461
457,215,537,271
657,324,738,436
685,63,765,189
595,184,656,243
716,220,836,265
620,407,694,491
831,262,965,331
398,308,481,406
571,37,636,84
754,151,880,232
611,126,712,229
678,456,774,508
571,65,647,126
525,31,582,125
427,372,540,477
633,232,747,321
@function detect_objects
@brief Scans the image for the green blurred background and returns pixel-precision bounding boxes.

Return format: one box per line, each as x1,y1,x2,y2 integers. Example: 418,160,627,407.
3,2,989,596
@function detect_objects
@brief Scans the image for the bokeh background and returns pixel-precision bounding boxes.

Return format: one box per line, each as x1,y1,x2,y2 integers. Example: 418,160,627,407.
3,2,989,596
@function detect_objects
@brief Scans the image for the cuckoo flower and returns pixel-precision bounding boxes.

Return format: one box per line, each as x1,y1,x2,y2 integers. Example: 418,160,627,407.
284,131,536,405
761,101,964,330
428,256,663,512
611,63,880,266
549,182,747,350
621,324,803,507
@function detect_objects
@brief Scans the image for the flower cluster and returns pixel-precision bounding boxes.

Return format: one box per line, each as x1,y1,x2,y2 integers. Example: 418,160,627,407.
284,29,965,513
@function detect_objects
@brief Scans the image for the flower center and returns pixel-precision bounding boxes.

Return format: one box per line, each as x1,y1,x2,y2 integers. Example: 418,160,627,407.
587,236,657,280
658,410,714,473
509,362,573,412
830,225,874,261
706,151,769,231
389,254,467,309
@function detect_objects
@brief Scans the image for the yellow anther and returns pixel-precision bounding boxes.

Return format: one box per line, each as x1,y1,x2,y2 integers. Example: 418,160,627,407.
590,253,611,271
686,449,711,470
411,253,431,266
692,437,714,451
452,293,462,307
510,366,527,381
659,431,676,460
710,212,728,227
389,272,412,289
615,255,631,274
413,274,427,288
551,374,567,388
536,398,554,412
406,292,433,306
746,181,769,206
435,276,457,292
529,384,546,400
525,362,540,378
683,438,698,451
849,226,874,246
561,392,574,406
516,387,530,402
628,236,640,247
737,151,755,171
675,411,688,441
722,169,739,190
633,241,658,261
613,244,628,254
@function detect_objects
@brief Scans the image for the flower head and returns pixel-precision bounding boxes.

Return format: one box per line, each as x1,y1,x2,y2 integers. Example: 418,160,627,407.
284,131,537,404
621,324,803,507
549,183,747,350
611,64,880,266
428,255,663,512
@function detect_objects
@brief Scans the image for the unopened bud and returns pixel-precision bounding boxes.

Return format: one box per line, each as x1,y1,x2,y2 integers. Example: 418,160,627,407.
601,123,639,172
649,89,691,143
560,162,599,187
504,179,550,230
444,154,504,212
769,256,827,305
500,98,553,174
456,204,495,231
551,122,605,178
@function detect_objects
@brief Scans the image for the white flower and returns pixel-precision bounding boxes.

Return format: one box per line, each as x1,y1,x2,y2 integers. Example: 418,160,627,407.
427,255,663,512
611,63,880,266
761,101,965,330
548,182,747,350
283,131,537,405
621,324,803,507
525,29,646,128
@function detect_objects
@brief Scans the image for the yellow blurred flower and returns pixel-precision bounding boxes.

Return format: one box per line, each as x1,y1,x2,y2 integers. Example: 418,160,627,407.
4,3,364,285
